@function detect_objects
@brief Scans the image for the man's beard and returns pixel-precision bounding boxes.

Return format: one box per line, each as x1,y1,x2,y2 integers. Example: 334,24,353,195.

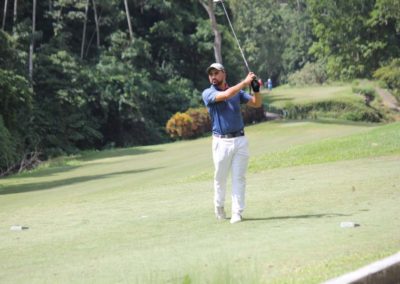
212,78,223,86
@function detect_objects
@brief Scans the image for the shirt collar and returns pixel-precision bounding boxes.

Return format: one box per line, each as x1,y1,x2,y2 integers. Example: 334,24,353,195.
212,83,229,91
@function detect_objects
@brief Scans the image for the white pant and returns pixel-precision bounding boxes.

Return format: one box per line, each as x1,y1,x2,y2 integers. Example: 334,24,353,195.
212,136,249,215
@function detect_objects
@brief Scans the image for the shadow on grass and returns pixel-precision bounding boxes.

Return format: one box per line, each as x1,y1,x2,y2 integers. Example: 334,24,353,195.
244,213,352,222
308,119,379,127
274,118,379,128
9,147,163,179
14,165,81,179
77,147,162,162
0,167,161,195
264,94,293,105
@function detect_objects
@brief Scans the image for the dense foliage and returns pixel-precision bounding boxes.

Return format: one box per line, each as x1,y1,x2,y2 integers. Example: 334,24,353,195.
308,0,400,80
374,58,400,100
287,61,327,86
0,0,399,174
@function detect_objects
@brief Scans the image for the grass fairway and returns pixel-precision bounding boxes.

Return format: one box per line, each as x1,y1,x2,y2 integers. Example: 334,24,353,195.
265,85,355,108
1,121,399,283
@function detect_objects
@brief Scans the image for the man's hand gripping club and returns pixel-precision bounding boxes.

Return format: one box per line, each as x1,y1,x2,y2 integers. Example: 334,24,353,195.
245,72,261,93
213,71,261,107
246,72,262,108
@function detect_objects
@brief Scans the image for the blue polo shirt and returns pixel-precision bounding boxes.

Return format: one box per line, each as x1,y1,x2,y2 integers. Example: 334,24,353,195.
202,84,252,135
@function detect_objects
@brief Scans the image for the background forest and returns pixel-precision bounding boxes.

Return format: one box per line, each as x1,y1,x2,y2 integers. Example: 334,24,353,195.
1,0,399,175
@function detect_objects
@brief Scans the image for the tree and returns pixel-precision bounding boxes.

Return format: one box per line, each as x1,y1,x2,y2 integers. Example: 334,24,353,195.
0,31,34,174
92,0,100,48
80,0,89,59
123,0,133,41
12,0,17,34
308,0,399,80
371,0,400,31
199,0,222,63
28,0,37,81
228,0,285,81
2,0,8,30
281,0,314,79
33,48,102,154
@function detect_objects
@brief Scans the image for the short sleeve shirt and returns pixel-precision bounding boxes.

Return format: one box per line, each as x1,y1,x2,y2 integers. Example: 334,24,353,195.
202,84,252,135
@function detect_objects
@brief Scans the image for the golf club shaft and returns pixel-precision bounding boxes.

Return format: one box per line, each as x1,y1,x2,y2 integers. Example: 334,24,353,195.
218,0,251,73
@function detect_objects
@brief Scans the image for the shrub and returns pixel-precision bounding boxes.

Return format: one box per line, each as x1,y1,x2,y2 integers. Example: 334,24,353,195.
373,59,400,100
186,108,212,137
352,82,377,105
287,61,328,86
352,86,376,99
166,108,211,139
166,112,193,139
241,105,265,124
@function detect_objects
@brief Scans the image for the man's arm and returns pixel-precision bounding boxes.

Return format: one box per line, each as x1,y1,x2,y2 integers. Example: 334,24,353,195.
246,91,262,108
215,72,255,102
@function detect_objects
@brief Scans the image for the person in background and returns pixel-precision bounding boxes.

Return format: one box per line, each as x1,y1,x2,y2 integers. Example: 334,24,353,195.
267,78,272,90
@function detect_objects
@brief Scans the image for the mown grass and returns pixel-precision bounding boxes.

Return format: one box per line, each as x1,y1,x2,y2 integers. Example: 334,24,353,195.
1,119,399,283
250,122,400,172
265,84,353,108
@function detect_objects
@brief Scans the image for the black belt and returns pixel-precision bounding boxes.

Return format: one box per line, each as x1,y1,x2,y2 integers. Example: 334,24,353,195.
213,130,245,139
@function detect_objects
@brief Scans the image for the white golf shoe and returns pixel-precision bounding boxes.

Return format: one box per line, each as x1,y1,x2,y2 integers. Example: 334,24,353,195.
230,213,242,224
215,206,226,220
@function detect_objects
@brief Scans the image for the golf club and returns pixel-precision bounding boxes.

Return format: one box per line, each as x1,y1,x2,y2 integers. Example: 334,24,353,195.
213,0,251,73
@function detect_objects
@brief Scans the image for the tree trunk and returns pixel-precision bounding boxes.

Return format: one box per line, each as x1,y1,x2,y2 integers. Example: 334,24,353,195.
124,0,133,41
2,0,8,30
81,0,89,59
199,0,223,64
29,0,36,81
12,0,17,34
92,0,100,48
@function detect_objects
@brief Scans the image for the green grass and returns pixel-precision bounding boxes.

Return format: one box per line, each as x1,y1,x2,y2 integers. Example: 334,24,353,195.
0,120,399,283
250,121,400,171
264,84,354,108
263,84,386,122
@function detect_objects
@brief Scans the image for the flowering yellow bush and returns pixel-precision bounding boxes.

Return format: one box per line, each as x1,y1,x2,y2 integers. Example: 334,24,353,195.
166,108,211,139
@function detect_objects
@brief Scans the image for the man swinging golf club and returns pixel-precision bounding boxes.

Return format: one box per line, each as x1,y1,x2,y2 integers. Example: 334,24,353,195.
202,63,262,223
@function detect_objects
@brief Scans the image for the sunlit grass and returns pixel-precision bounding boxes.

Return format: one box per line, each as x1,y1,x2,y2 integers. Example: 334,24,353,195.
250,122,400,172
264,84,355,108
0,119,399,283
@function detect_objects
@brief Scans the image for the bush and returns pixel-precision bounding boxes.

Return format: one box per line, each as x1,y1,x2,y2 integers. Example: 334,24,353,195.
287,61,328,86
352,81,377,105
166,112,192,139
166,108,211,139
373,59,400,100
241,105,265,124
352,86,376,99
186,108,212,136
